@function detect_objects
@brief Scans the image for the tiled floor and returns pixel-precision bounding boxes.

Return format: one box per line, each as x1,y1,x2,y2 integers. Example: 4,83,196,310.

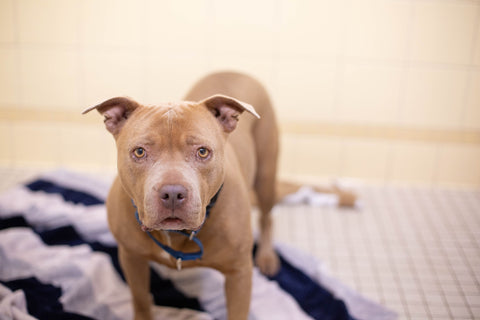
273,185,480,320
1,166,479,320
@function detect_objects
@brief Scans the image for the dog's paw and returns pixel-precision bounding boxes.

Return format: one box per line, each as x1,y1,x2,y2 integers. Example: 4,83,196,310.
255,246,280,276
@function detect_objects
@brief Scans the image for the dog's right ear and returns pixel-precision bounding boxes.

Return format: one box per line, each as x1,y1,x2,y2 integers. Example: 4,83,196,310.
82,97,140,136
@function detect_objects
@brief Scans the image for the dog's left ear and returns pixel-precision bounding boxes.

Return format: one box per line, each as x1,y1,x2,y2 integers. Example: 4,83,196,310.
201,94,260,133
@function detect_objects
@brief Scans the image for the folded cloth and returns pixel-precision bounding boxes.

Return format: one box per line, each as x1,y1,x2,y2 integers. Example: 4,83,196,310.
0,284,37,320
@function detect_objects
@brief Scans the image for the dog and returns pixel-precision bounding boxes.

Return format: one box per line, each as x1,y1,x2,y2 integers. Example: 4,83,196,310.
83,71,280,320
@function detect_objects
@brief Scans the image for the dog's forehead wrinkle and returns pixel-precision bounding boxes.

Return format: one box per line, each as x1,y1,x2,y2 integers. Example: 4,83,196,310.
163,106,179,118
154,102,193,130
128,104,222,158
134,105,179,138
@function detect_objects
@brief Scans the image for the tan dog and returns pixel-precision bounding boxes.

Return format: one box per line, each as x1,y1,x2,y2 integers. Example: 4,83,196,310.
83,71,280,320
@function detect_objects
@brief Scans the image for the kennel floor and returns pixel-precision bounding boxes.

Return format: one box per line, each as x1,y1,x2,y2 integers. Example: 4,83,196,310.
0,167,478,320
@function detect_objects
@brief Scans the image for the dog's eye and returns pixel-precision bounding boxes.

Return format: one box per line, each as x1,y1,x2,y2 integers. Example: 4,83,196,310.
197,147,210,159
133,147,146,159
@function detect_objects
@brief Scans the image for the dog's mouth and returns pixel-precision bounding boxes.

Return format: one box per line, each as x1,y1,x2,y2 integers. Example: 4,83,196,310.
139,201,205,231
153,216,193,230
162,217,183,225
157,215,205,231
139,216,186,232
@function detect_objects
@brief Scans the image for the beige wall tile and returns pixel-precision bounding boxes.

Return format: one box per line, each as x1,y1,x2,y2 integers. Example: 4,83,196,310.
338,63,402,125
2,0,479,187
146,0,209,51
211,0,275,55
19,47,81,109
464,70,480,130
402,67,467,128
213,0,274,27
0,0,15,43
0,48,20,106
346,0,410,60
80,0,145,47
275,58,336,123
279,134,342,178
436,144,480,187
145,51,208,103
210,25,274,56
146,27,207,53
10,121,117,169
410,2,477,64
0,122,13,165
82,51,145,106
474,23,480,66
341,138,390,181
208,55,275,93
278,0,344,57
12,122,62,166
390,141,437,185
18,0,80,44
149,0,208,25
60,124,116,168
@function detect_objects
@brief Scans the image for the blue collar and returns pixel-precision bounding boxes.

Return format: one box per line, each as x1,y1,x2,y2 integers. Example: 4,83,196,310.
132,184,223,270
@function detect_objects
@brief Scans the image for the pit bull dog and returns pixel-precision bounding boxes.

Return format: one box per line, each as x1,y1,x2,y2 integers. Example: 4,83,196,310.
83,71,280,320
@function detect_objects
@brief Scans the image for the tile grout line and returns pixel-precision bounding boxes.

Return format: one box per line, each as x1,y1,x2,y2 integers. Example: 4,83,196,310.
359,187,389,305
433,190,479,317
392,188,435,318
411,189,466,319
370,187,412,318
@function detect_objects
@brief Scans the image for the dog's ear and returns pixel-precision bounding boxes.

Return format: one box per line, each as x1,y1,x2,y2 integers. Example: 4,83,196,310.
82,97,140,136
201,94,260,133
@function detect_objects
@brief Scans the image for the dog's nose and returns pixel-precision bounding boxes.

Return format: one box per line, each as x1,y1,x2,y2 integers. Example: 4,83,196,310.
159,185,188,210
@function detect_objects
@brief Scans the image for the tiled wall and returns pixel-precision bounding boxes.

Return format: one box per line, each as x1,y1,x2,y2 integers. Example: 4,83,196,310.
0,0,479,187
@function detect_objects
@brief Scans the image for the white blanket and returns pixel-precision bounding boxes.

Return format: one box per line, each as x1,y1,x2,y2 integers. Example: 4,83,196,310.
0,169,396,320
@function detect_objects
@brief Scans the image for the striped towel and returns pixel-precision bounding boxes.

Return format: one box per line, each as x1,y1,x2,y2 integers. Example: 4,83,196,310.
0,169,396,320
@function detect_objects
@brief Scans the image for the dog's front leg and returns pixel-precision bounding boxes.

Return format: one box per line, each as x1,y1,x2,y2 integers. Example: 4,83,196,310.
119,245,152,320
224,263,253,320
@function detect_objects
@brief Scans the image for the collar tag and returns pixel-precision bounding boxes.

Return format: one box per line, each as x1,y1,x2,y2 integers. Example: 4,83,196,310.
176,258,182,271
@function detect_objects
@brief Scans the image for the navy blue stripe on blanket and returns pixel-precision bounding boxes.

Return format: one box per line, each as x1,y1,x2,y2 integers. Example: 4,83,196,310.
270,253,355,320
1,277,94,320
27,179,104,206
0,215,204,313
22,178,357,320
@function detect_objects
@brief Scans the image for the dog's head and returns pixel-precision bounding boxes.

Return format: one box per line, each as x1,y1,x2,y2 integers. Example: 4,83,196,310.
83,95,259,231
